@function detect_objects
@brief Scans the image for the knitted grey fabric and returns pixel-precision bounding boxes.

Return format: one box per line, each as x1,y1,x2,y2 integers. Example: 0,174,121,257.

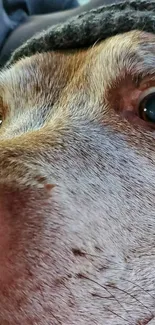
7,0,155,66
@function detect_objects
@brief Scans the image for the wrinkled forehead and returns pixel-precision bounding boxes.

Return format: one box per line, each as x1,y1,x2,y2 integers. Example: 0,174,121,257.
1,30,155,112
0,48,88,110
2,31,155,149
0,30,147,91
0,55,53,105
0,59,41,111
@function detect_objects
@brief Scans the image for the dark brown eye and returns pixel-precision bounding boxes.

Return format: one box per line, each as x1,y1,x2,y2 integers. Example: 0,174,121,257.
0,116,2,126
139,91,155,123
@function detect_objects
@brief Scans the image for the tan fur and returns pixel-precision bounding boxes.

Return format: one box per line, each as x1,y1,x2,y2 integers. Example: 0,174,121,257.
0,30,155,324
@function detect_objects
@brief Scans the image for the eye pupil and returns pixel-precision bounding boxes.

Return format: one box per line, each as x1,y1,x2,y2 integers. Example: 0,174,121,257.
139,94,155,123
0,117,2,126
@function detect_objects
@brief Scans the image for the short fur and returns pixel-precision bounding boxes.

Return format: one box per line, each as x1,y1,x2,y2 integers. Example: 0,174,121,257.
0,29,155,325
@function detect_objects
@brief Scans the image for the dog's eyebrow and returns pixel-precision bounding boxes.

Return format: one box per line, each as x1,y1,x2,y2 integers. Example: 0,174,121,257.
0,71,11,93
0,95,2,108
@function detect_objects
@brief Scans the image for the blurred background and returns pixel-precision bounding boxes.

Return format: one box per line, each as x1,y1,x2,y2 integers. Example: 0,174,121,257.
0,0,106,67
79,0,90,4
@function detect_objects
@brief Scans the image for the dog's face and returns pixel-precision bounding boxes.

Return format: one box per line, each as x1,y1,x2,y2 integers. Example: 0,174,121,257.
0,30,155,324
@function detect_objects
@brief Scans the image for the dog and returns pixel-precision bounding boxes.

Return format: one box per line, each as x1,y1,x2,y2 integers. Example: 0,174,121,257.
0,30,155,325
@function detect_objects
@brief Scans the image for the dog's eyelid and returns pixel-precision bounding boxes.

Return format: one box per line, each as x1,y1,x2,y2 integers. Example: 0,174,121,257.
0,110,3,126
0,96,3,124
0,94,8,118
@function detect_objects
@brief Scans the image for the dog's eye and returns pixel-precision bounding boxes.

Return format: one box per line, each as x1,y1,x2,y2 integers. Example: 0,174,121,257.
0,115,2,126
138,90,155,123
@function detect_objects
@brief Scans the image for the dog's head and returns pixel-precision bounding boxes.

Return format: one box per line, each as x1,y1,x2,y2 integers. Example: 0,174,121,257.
0,30,155,324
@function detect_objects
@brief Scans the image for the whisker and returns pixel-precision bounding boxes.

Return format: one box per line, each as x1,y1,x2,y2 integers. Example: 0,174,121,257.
90,38,101,51
120,277,155,301
75,253,154,315
98,265,133,272
101,305,131,324
77,273,134,322
107,284,153,316
98,265,155,302
50,312,62,325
